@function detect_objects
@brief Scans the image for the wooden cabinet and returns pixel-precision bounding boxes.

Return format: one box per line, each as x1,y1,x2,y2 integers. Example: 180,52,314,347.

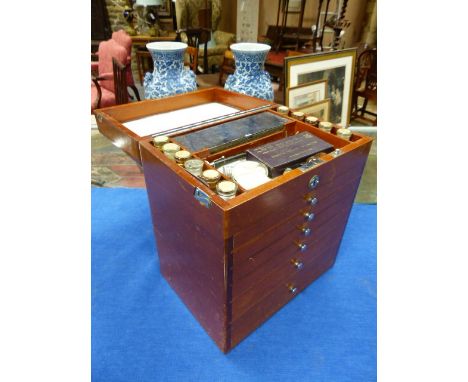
95,88,372,353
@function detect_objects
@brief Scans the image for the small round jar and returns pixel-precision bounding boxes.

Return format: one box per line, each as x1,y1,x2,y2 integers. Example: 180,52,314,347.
174,150,191,166
277,105,289,115
162,142,180,160
305,116,319,127
153,135,169,149
291,111,305,121
216,180,238,200
184,158,204,176
319,121,333,133
337,127,352,141
201,169,221,189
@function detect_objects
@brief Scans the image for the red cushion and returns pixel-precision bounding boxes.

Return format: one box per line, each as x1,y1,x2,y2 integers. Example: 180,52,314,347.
91,82,116,112
112,30,135,86
97,39,128,92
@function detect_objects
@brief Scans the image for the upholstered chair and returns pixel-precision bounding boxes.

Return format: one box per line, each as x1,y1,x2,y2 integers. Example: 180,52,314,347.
111,30,141,101
91,39,128,112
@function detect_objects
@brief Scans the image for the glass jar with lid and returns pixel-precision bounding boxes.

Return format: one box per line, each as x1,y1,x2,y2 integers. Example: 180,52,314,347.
201,169,221,189
216,180,238,200
174,150,191,166
153,135,169,149
318,121,333,133
162,142,180,160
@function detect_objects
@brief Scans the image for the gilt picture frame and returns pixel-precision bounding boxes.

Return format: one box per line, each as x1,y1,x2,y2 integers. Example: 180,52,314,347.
284,49,357,125
295,99,331,122
287,79,328,109
157,0,173,18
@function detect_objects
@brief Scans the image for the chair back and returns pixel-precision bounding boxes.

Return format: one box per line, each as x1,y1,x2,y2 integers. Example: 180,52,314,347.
112,57,129,105
176,28,211,73
185,46,199,74
111,29,136,87
356,48,377,95
97,39,128,92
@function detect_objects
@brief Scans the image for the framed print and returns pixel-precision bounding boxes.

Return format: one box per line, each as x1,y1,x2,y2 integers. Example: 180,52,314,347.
288,0,302,12
157,0,172,17
296,99,331,121
284,49,357,125
287,79,328,109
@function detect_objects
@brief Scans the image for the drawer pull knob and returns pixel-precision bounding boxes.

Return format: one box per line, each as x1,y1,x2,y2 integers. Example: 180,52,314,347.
292,259,304,270
308,175,320,189
304,212,315,221
307,196,318,206
297,242,307,252
302,227,311,236
288,284,298,294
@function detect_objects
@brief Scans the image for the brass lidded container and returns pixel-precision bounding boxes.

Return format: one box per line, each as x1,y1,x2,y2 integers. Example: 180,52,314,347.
277,105,289,115
337,127,352,141
162,142,180,160
291,111,305,121
202,169,221,189
153,135,170,149
319,121,333,133
216,180,238,200
175,150,191,166
305,116,319,127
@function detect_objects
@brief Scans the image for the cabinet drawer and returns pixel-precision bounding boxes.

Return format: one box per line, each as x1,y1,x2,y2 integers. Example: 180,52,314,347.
232,171,364,249
232,186,357,282
231,196,354,298
230,236,342,348
229,144,370,238
231,226,342,319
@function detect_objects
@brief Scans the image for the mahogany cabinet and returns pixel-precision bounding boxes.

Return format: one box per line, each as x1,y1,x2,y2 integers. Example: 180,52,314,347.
95,88,372,353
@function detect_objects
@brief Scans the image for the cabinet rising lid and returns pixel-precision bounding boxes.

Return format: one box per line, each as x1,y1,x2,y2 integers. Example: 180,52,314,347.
172,112,288,154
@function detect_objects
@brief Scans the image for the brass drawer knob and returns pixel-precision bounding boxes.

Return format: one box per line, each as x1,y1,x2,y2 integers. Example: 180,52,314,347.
308,175,320,189
307,196,318,206
302,227,311,236
288,284,298,294
304,212,315,222
297,242,307,252
291,259,304,270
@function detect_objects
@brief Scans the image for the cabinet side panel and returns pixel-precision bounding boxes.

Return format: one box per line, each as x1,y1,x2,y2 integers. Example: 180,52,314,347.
140,144,228,351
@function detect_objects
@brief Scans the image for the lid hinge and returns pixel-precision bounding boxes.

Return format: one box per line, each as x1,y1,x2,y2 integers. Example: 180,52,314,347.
194,187,212,208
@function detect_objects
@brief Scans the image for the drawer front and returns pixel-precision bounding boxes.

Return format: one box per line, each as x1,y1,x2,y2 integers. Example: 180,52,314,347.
231,194,354,298
233,181,358,267
231,225,343,319
229,143,371,238
230,235,342,348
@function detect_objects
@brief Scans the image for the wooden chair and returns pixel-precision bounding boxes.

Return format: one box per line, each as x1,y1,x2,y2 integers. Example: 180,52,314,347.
218,49,234,86
176,28,211,74
91,39,128,112
92,57,129,111
352,48,377,124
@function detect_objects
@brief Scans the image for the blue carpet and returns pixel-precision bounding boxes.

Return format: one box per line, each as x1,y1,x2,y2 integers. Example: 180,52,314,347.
92,188,376,382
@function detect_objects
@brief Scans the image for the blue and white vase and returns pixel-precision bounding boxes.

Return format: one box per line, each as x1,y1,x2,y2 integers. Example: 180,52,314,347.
144,42,197,99
225,43,273,101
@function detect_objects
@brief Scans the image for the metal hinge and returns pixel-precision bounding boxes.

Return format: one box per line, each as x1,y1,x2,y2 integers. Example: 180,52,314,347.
298,157,324,172
194,187,211,208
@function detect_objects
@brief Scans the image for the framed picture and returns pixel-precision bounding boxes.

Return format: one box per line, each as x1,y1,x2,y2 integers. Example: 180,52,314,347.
288,0,302,12
295,99,331,122
284,49,357,125
157,0,172,18
287,79,328,109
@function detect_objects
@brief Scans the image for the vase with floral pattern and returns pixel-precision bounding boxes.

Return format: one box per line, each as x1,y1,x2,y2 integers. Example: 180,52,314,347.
224,43,273,101
144,41,197,99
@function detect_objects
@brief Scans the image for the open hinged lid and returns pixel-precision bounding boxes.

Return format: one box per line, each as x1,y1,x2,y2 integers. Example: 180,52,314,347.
94,88,276,165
